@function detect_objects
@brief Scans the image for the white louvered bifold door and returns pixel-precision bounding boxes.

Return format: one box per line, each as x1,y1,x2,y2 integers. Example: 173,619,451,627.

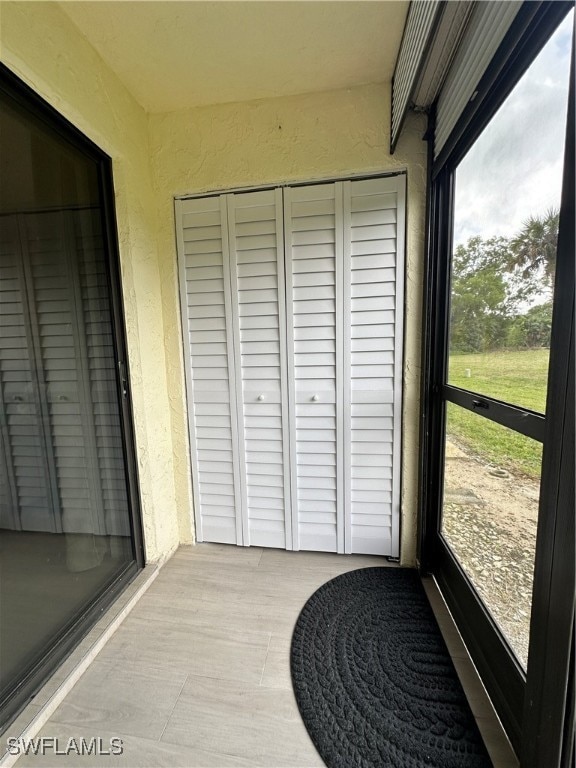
179,175,405,555
0,211,132,539
227,189,292,548
284,183,344,553
0,215,59,533
343,176,405,556
24,212,107,537
177,196,243,545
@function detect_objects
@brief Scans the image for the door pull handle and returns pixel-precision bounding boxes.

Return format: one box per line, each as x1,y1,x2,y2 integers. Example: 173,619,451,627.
472,399,489,410
118,361,128,398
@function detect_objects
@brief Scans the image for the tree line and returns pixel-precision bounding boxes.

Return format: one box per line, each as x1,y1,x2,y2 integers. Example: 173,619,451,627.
450,210,558,353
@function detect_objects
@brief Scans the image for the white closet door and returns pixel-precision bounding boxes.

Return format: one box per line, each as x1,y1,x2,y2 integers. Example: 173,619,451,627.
227,189,292,548
179,175,405,556
284,183,344,553
25,212,107,537
177,196,243,545
0,211,135,539
343,176,405,556
0,215,57,532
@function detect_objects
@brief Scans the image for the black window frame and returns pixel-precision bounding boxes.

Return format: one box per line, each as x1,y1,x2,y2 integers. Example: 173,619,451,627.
419,1,575,760
0,63,145,733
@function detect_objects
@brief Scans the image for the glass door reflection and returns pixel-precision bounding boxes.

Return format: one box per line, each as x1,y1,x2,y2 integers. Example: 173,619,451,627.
0,87,136,710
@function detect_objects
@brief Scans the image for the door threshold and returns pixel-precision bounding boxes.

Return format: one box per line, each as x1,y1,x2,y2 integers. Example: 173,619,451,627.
422,576,519,768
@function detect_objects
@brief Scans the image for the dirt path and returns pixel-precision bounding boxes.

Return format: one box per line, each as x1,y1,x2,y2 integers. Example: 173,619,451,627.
442,438,539,668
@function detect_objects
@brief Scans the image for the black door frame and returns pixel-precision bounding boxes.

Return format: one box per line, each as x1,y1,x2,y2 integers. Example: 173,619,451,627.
0,63,145,732
521,35,575,767
419,1,575,759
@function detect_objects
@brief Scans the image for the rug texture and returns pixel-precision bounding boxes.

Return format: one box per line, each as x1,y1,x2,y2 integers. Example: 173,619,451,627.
290,567,493,768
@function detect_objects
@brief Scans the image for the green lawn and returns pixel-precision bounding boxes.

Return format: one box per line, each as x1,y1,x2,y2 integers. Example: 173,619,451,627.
447,349,549,478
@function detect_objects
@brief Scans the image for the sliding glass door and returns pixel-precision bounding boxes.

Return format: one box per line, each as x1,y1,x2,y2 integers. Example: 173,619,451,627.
423,5,574,755
0,68,142,728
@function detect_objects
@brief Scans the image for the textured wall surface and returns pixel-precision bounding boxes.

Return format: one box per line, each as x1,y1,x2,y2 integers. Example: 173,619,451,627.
0,1,427,565
0,1,180,562
149,85,427,565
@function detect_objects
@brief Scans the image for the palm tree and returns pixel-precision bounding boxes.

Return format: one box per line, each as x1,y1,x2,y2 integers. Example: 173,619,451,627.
507,209,559,292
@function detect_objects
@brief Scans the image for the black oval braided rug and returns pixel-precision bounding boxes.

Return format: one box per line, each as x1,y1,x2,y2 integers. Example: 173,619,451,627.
290,567,493,768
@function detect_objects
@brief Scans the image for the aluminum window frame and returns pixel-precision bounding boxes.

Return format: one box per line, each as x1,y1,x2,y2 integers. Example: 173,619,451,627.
419,2,575,758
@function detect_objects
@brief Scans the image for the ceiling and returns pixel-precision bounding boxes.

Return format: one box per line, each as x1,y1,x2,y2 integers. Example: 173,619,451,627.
59,1,409,114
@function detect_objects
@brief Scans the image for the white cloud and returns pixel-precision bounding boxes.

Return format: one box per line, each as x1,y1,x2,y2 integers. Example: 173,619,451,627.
453,10,573,247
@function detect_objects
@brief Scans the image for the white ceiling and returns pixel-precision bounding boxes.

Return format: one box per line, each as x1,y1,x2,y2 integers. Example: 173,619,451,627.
59,1,409,114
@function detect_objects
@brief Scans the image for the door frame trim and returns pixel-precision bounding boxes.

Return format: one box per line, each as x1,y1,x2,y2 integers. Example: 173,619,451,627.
174,170,407,202
521,36,575,767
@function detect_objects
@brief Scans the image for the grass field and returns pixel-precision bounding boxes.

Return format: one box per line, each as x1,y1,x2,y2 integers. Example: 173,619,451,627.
447,349,549,478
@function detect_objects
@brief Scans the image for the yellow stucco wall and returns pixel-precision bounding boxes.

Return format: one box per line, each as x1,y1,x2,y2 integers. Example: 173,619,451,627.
0,2,427,566
0,1,180,562
149,85,427,565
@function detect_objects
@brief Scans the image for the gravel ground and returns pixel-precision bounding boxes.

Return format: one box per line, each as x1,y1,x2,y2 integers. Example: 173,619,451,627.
442,437,539,668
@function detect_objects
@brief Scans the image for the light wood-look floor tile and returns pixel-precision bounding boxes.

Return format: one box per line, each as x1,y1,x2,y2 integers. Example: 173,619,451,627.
13,544,518,768
47,661,187,740
260,635,293,690
161,675,323,767
15,724,256,767
95,616,271,687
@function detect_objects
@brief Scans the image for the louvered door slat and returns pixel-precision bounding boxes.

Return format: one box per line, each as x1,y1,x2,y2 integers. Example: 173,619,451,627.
177,196,242,545
178,175,404,557
0,215,58,532
227,189,291,549
343,176,405,556
24,212,108,536
284,183,344,553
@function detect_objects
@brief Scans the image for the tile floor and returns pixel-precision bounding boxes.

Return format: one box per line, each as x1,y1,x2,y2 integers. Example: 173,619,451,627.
4,544,519,767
